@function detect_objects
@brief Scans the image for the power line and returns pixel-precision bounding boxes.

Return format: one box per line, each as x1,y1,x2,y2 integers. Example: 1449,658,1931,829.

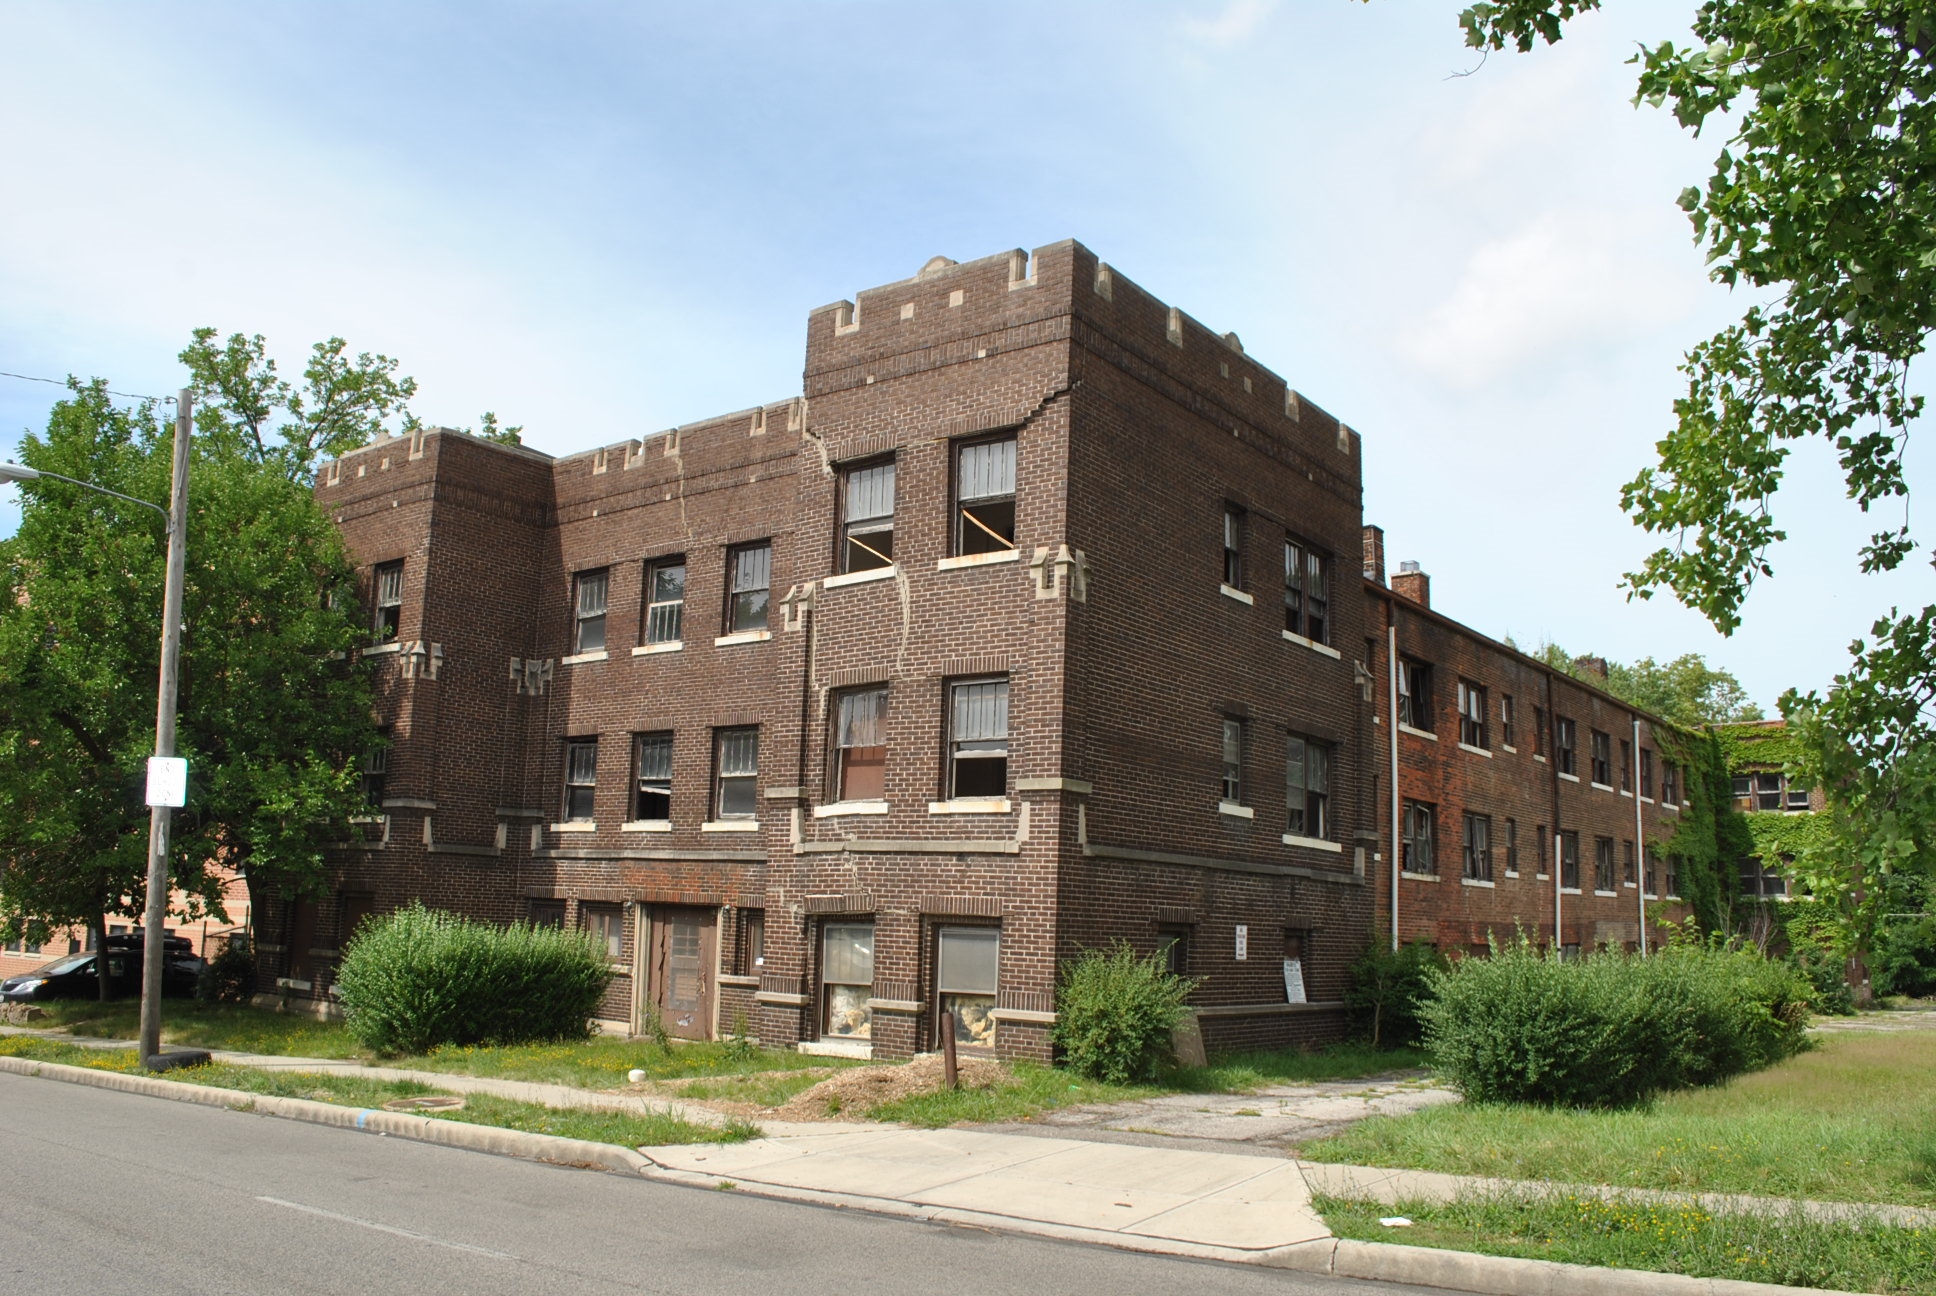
0,369,174,403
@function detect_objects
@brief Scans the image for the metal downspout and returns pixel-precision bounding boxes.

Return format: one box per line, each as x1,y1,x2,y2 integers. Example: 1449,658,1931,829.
1388,618,1401,952
1634,716,1649,955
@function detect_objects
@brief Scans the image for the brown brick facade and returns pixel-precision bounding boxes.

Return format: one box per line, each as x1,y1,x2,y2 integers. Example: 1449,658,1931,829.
269,241,1681,1061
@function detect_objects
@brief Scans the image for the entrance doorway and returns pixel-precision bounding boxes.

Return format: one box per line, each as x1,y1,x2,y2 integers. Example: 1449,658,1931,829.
647,907,717,1040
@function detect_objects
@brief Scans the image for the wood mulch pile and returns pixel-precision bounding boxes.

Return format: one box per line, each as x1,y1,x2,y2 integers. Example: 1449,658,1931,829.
771,1054,1006,1121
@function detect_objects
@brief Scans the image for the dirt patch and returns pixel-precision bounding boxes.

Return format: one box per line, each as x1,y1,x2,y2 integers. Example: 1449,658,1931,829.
771,1055,1006,1121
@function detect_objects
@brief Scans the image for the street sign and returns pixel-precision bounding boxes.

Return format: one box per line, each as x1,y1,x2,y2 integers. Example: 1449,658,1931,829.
145,757,187,808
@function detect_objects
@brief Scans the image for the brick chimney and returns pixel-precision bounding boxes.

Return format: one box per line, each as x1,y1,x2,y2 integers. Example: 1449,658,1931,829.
1391,560,1429,609
1361,525,1386,585
1573,655,1609,680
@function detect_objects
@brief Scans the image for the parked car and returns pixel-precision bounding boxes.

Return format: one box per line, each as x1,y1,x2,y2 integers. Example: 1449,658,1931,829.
0,934,203,1003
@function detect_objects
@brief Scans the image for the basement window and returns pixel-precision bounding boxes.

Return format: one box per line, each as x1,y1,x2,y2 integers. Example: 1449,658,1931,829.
1283,537,1329,642
573,568,609,654
563,739,598,822
643,557,685,645
841,458,896,573
948,678,1009,799
936,926,999,1050
633,732,673,821
834,686,889,801
372,560,403,640
582,904,623,959
725,542,772,634
954,436,1017,555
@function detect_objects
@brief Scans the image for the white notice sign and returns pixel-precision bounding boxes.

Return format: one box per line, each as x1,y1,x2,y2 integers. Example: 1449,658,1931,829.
146,757,187,808
1234,924,1248,961
1283,958,1307,1004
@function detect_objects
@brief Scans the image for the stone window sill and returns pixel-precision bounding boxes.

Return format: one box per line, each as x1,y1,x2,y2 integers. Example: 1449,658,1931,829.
550,821,596,833
1281,630,1342,660
1594,890,1618,898
561,650,608,665
701,820,760,832
1217,801,1254,820
633,641,683,656
1620,789,1634,798
798,1038,871,1058
1505,870,1520,879
1457,742,1492,759
1399,724,1437,742
714,630,772,647
1562,887,1583,895
823,566,896,589
620,820,672,833
1400,870,1439,882
1219,583,1254,606
1533,753,1547,764
815,801,891,818
929,798,1010,814
1461,877,1495,888
1282,833,1342,853
937,550,1018,571
362,642,402,657
1591,781,1614,792
1501,744,1518,754
1558,771,1580,783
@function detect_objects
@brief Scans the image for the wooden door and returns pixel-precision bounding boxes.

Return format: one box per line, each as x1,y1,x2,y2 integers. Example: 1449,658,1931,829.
649,907,717,1040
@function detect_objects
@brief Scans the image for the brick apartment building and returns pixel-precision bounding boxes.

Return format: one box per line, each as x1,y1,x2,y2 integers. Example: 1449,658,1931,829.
263,240,1684,1061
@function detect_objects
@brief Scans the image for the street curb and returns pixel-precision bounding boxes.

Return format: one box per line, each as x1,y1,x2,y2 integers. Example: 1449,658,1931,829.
0,1057,1874,1296
0,1055,653,1176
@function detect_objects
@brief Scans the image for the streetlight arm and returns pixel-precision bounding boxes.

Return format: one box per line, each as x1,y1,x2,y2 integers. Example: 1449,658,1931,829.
0,463,169,524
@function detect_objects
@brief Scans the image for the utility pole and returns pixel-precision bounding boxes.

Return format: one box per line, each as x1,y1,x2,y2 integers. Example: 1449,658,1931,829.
138,390,192,1069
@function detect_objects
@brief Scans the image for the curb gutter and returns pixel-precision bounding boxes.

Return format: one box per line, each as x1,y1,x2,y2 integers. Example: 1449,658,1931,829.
0,1057,1871,1296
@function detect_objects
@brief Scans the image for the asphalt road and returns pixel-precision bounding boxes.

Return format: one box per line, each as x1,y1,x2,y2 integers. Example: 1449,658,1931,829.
0,1072,1435,1296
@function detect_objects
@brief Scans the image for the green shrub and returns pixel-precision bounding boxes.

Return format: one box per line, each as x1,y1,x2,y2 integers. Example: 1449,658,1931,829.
195,940,257,1004
1051,942,1196,1083
1345,941,1448,1048
334,903,612,1056
1423,936,1811,1107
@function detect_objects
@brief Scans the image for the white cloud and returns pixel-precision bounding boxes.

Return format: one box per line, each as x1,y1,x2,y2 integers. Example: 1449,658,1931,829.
1180,0,1276,48
1396,208,1698,387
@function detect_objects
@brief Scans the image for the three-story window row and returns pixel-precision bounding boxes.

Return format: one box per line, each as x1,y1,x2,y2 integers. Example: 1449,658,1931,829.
559,730,761,825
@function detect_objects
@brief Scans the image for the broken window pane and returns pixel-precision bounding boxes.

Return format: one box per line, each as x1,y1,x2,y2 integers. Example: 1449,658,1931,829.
949,678,1009,799
956,437,1017,555
634,732,673,820
842,459,896,573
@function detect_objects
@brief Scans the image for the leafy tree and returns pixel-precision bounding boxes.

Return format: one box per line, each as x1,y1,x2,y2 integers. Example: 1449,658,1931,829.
1514,640,1762,727
1425,1,1936,1001
0,364,380,994
471,411,524,446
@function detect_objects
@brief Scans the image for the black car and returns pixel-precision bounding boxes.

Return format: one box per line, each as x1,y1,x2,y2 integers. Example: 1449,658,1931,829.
0,935,203,1003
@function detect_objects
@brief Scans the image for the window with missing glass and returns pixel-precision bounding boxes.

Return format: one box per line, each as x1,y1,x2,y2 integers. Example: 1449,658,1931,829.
360,732,389,806
841,458,896,573
713,728,759,819
1457,680,1487,749
1403,800,1436,874
1591,730,1612,785
1221,718,1245,804
582,904,622,959
1623,838,1636,886
834,686,889,801
1662,761,1680,805
1595,835,1616,891
1222,506,1245,588
954,436,1017,555
643,557,685,645
1501,695,1516,748
948,678,1008,799
1462,813,1493,882
1533,705,1547,756
1283,537,1328,642
1556,717,1577,775
563,739,597,822
936,926,999,1049
821,921,873,1040
1620,738,1634,792
1398,659,1433,732
1158,927,1191,977
573,569,609,654
1285,734,1330,839
725,542,771,634
1560,830,1581,889
373,560,403,639
1505,817,1519,872
1646,844,1660,895
633,732,672,821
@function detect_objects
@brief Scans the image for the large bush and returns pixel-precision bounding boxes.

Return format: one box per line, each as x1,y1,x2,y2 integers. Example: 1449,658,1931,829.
1423,937,1811,1107
1051,942,1196,1083
335,903,612,1055
1345,941,1449,1048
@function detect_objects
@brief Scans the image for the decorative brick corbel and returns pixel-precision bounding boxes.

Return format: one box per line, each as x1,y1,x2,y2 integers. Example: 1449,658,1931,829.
781,581,817,631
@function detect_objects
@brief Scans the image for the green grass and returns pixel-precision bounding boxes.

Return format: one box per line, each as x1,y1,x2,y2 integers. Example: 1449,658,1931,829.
1305,1030,1936,1207
1316,1191,1936,1294
870,1045,1429,1128
34,1000,360,1058
0,1035,752,1146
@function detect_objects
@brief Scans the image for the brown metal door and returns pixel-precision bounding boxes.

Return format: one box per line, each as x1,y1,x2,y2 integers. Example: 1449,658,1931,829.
649,907,716,1040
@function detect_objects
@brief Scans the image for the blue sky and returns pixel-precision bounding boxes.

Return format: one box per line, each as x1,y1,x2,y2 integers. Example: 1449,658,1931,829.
2,0,1927,710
